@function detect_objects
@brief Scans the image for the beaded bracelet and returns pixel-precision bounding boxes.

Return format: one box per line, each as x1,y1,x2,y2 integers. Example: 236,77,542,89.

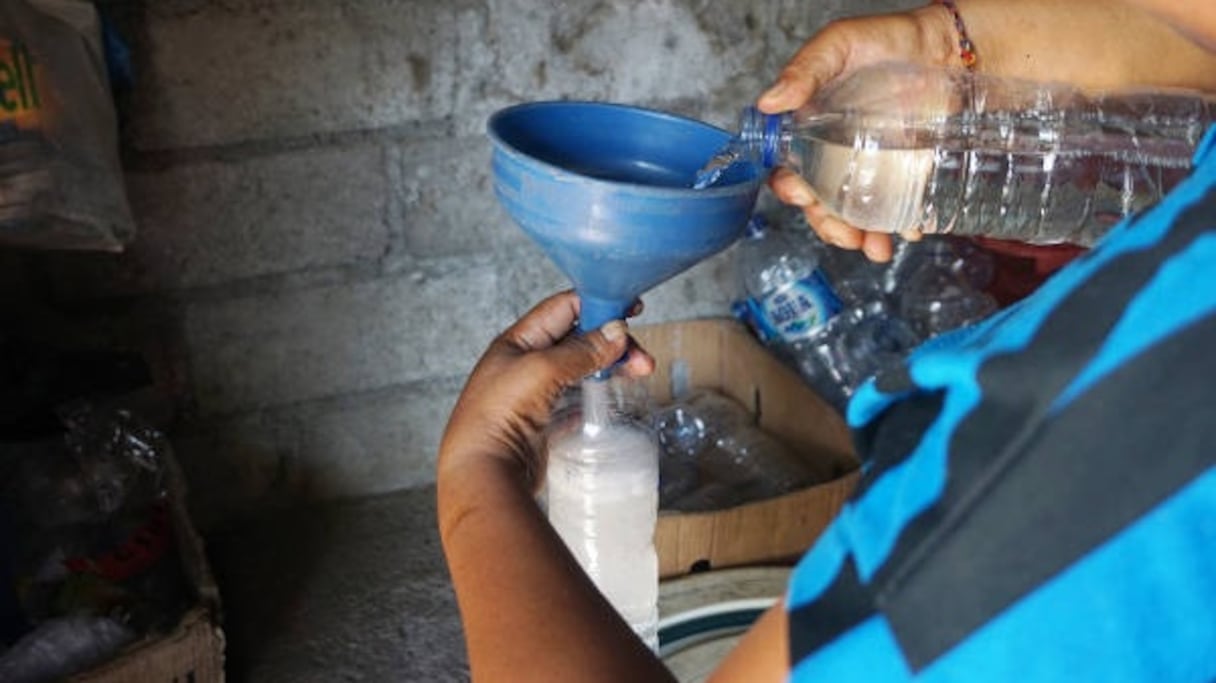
936,0,978,70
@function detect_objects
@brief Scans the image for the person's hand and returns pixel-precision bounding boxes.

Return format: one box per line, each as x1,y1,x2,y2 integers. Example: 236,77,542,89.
759,0,1216,262
758,4,959,262
437,290,655,495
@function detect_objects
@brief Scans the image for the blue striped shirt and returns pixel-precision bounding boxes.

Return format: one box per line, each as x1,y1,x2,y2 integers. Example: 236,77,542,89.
787,126,1216,682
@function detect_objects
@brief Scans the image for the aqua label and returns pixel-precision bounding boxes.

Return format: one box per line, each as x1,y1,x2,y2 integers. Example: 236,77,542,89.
754,271,841,342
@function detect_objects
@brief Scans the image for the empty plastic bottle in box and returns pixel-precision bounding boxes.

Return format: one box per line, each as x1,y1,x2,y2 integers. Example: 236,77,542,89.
730,212,927,412
782,301,922,413
890,239,999,339
727,61,1213,245
0,616,135,683
817,242,891,308
545,374,659,651
655,390,822,512
653,399,704,506
736,215,841,344
885,236,995,294
0,403,186,683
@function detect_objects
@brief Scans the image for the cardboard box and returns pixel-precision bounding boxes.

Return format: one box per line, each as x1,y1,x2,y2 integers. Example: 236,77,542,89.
633,319,860,579
70,452,225,683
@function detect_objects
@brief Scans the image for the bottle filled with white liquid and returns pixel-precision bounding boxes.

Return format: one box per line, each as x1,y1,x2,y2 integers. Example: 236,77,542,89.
545,373,659,651
700,61,1214,245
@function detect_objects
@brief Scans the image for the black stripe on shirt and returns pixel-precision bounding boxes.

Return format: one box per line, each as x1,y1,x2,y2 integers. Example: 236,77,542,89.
788,557,876,665
869,192,1216,670
882,309,1216,670
851,391,945,499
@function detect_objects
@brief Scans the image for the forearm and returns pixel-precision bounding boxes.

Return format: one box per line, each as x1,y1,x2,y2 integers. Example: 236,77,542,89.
952,0,1216,92
438,457,676,683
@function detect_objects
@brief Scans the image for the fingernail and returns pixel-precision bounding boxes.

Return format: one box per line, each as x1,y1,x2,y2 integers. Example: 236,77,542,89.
760,81,787,103
601,320,627,342
827,229,853,249
789,187,813,206
863,243,887,262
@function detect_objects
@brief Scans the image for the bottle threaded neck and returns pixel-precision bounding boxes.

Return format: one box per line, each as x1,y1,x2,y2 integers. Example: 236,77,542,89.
744,213,768,239
739,106,785,168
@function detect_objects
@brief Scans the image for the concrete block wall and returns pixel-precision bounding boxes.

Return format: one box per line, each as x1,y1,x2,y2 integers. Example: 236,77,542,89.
19,0,915,528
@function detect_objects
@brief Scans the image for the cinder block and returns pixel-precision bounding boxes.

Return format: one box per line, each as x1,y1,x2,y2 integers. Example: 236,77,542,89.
493,243,569,321
130,0,772,148
97,0,920,526
293,378,465,498
131,0,467,148
636,248,739,326
461,0,769,136
172,410,301,529
493,242,738,331
174,377,463,523
183,261,503,415
394,137,526,259
47,143,391,297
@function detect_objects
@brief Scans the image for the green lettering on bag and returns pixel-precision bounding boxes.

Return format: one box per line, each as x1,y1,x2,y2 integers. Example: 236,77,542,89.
0,41,40,115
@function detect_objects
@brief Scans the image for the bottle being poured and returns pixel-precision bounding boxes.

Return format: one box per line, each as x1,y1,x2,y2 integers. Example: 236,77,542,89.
545,371,660,652
699,61,1214,245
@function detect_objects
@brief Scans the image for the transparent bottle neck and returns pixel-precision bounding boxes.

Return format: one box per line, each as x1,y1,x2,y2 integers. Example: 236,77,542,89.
744,213,768,240
739,106,790,169
548,371,654,436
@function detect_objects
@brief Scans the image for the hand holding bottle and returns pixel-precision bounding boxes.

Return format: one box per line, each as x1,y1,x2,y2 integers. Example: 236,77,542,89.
437,292,673,683
437,291,653,498
760,0,1216,261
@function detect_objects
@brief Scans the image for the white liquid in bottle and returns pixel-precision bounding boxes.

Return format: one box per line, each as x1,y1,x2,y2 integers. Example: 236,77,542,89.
732,63,1213,245
546,379,660,651
800,134,935,235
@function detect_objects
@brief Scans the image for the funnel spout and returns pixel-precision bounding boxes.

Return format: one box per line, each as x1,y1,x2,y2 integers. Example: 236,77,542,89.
577,294,630,334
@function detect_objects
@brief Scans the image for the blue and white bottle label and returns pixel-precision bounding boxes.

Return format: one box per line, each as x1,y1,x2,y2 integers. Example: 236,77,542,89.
752,272,841,342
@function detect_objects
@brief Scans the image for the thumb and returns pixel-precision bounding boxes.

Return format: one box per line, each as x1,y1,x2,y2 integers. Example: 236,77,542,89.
539,319,631,383
758,26,849,113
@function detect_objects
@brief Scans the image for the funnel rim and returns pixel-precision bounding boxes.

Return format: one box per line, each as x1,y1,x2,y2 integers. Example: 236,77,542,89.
487,100,761,198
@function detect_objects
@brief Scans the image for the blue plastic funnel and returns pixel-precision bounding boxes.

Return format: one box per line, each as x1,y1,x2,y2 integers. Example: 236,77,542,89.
488,101,762,333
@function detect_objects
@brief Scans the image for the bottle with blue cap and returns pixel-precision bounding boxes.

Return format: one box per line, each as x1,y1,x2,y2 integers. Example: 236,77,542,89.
708,61,1214,246
735,214,841,345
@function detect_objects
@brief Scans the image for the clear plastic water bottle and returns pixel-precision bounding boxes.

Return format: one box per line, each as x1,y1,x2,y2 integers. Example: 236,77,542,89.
886,236,995,294
545,374,659,651
818,241,891,308
0,616,135,683
655,390,822,511
730,61,1214,245
653,397,704,508
783,300,921,413
889,240,998,339
736,215,841,343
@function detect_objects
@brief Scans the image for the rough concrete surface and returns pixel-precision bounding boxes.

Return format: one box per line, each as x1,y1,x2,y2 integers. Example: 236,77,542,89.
7,0,912,525
207,486,469,682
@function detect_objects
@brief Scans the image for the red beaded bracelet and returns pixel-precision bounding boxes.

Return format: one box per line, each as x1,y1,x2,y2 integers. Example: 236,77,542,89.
936,0,978,69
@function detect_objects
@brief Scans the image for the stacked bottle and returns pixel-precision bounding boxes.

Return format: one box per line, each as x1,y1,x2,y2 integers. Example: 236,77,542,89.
734,210,1004,412
735,215,841,344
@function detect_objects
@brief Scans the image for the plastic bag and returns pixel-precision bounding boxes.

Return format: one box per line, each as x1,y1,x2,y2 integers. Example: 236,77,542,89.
0,0,134,251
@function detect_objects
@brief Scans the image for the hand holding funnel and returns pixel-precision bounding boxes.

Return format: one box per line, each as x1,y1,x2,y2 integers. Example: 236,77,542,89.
487,101,763,332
